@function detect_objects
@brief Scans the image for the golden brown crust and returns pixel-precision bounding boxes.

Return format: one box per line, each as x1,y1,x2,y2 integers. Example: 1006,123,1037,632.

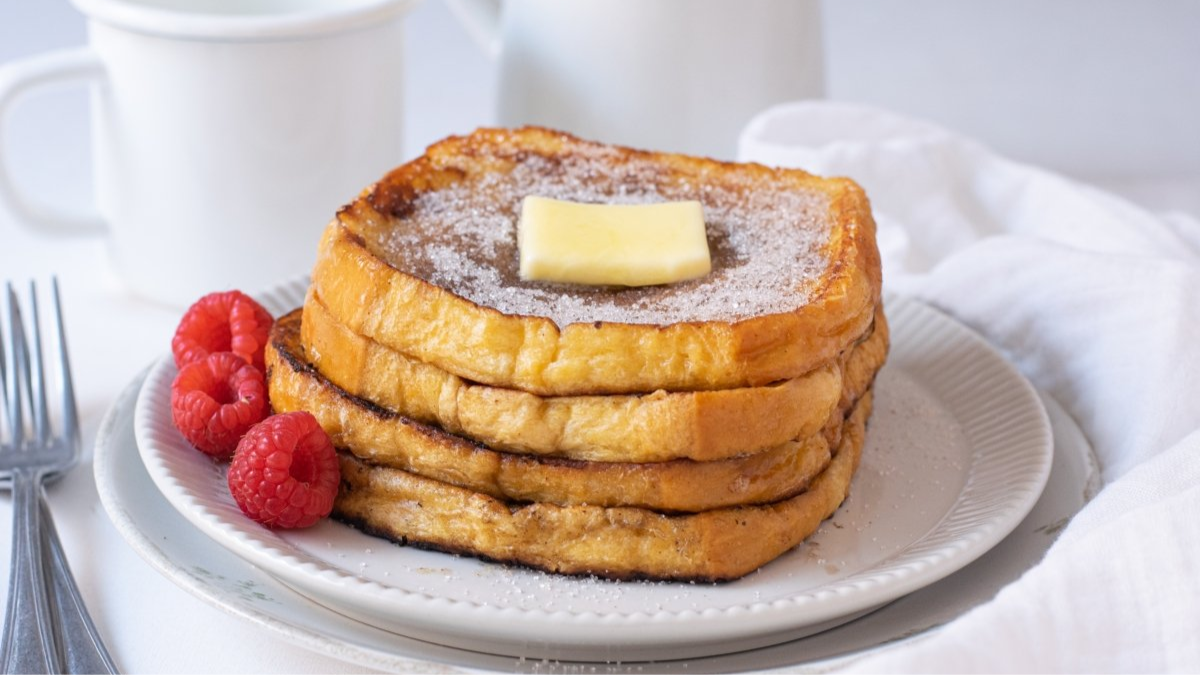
332,391,871,582
309,127,883,396
296,128,887,579
297,297,885,462
269,310,887,511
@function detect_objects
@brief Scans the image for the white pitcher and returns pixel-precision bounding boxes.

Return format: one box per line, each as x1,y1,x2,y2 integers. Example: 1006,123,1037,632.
446,0,825,160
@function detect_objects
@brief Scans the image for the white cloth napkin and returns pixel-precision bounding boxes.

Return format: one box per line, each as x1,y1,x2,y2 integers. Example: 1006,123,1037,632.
739,102,1200,673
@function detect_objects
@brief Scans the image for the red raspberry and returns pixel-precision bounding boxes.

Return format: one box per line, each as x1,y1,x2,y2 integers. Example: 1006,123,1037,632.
172,290,273,370
227,412,340,529
170,352,268,460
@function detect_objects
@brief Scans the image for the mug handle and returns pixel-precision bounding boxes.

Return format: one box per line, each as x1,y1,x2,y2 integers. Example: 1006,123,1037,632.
0,47,106,234
443,0,502,59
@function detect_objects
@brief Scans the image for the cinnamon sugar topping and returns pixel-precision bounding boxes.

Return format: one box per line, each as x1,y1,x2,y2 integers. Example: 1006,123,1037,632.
363,148,833,327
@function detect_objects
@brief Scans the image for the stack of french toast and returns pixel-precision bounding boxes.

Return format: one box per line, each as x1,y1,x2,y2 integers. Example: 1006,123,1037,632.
265,128,887,581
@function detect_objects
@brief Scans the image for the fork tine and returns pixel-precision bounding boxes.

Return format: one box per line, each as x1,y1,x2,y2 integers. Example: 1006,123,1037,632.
28,281,51,447
51,278,78,448
3,283,26,447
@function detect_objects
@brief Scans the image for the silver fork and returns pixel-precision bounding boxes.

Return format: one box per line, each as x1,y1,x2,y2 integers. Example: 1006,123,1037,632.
0,280,117,674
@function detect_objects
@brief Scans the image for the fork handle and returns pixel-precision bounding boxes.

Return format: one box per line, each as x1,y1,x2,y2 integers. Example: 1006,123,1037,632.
40,494,119,674
1,468,60,674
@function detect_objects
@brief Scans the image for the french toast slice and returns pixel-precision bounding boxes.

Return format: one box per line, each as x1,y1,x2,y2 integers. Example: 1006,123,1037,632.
310,127,882,396
268,309,882,511
332,390,871,582
299,295,886,462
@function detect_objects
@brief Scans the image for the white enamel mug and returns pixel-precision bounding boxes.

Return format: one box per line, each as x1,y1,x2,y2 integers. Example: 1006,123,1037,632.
446,0,825,160
0,0,416,306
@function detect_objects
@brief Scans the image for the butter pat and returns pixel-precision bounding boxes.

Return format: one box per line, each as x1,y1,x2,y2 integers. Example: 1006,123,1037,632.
518,196,711,286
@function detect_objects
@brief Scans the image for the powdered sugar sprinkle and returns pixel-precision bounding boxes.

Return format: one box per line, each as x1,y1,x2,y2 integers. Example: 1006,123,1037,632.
372,148,832,327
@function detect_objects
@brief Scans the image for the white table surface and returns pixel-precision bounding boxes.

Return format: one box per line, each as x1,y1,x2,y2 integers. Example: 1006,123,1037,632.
1,1,1198,672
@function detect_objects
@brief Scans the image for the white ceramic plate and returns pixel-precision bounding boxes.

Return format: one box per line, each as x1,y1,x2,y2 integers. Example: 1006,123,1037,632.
130,282,1054,662
96,369,1097,673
